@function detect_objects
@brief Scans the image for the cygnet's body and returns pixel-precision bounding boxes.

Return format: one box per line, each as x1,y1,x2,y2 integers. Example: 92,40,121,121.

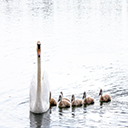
49,92,57,106
58,95,70,108
99,89,111,102
82,92,94,105
71,94,83,107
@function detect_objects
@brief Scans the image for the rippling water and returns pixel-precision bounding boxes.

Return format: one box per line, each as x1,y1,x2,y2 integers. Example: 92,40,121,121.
0,0,128,127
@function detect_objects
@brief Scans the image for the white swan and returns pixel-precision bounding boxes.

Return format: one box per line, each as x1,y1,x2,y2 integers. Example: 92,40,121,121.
30,41,50,114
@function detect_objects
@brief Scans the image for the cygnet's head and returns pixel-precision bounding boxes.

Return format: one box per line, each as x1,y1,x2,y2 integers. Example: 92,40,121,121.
82,92,86,99
99,89,103,96
58,95,62,102
60,91,63,96
71,94,75,102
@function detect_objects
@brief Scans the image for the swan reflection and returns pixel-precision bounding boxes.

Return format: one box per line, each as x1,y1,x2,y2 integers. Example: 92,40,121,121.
30,110,50,128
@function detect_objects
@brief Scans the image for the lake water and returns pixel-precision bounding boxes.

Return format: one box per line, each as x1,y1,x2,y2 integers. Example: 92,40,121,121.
0,0,128,127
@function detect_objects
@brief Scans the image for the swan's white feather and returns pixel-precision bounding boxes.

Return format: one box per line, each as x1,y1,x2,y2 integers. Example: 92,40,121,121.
30,70,50,113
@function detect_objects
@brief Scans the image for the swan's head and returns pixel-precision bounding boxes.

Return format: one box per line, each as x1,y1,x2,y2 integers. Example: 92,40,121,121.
82,92,86,99
37,41,41,58
71,94,75,102
99,89,102,96
58,95,62,102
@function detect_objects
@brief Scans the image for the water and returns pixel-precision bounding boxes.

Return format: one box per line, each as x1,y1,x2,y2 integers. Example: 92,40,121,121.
0,0,128,127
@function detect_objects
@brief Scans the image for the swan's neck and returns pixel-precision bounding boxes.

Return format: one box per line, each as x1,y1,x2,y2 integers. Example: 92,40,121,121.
37,56,41,97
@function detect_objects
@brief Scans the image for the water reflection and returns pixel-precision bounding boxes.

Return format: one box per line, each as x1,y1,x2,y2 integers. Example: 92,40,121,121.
71,107,75,116
58,107,70,116
71,106,84,118
30,110,50,128
28,0,53,19
58,108,63,117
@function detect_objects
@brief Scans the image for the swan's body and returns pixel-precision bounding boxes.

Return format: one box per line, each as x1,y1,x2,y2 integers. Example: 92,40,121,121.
82,92,94,105
58,95,70,108
30,41,50,113
99,89,111,102
71,94,83,107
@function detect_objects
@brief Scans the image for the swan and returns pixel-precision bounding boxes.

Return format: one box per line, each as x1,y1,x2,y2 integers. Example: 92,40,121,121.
99,89,111,102
30,41,50,113
71,94,83,107
82,92,94,105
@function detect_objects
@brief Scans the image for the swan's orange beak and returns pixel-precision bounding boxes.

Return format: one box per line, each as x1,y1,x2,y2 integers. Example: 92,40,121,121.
37,43,41,57
38,49,40,57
